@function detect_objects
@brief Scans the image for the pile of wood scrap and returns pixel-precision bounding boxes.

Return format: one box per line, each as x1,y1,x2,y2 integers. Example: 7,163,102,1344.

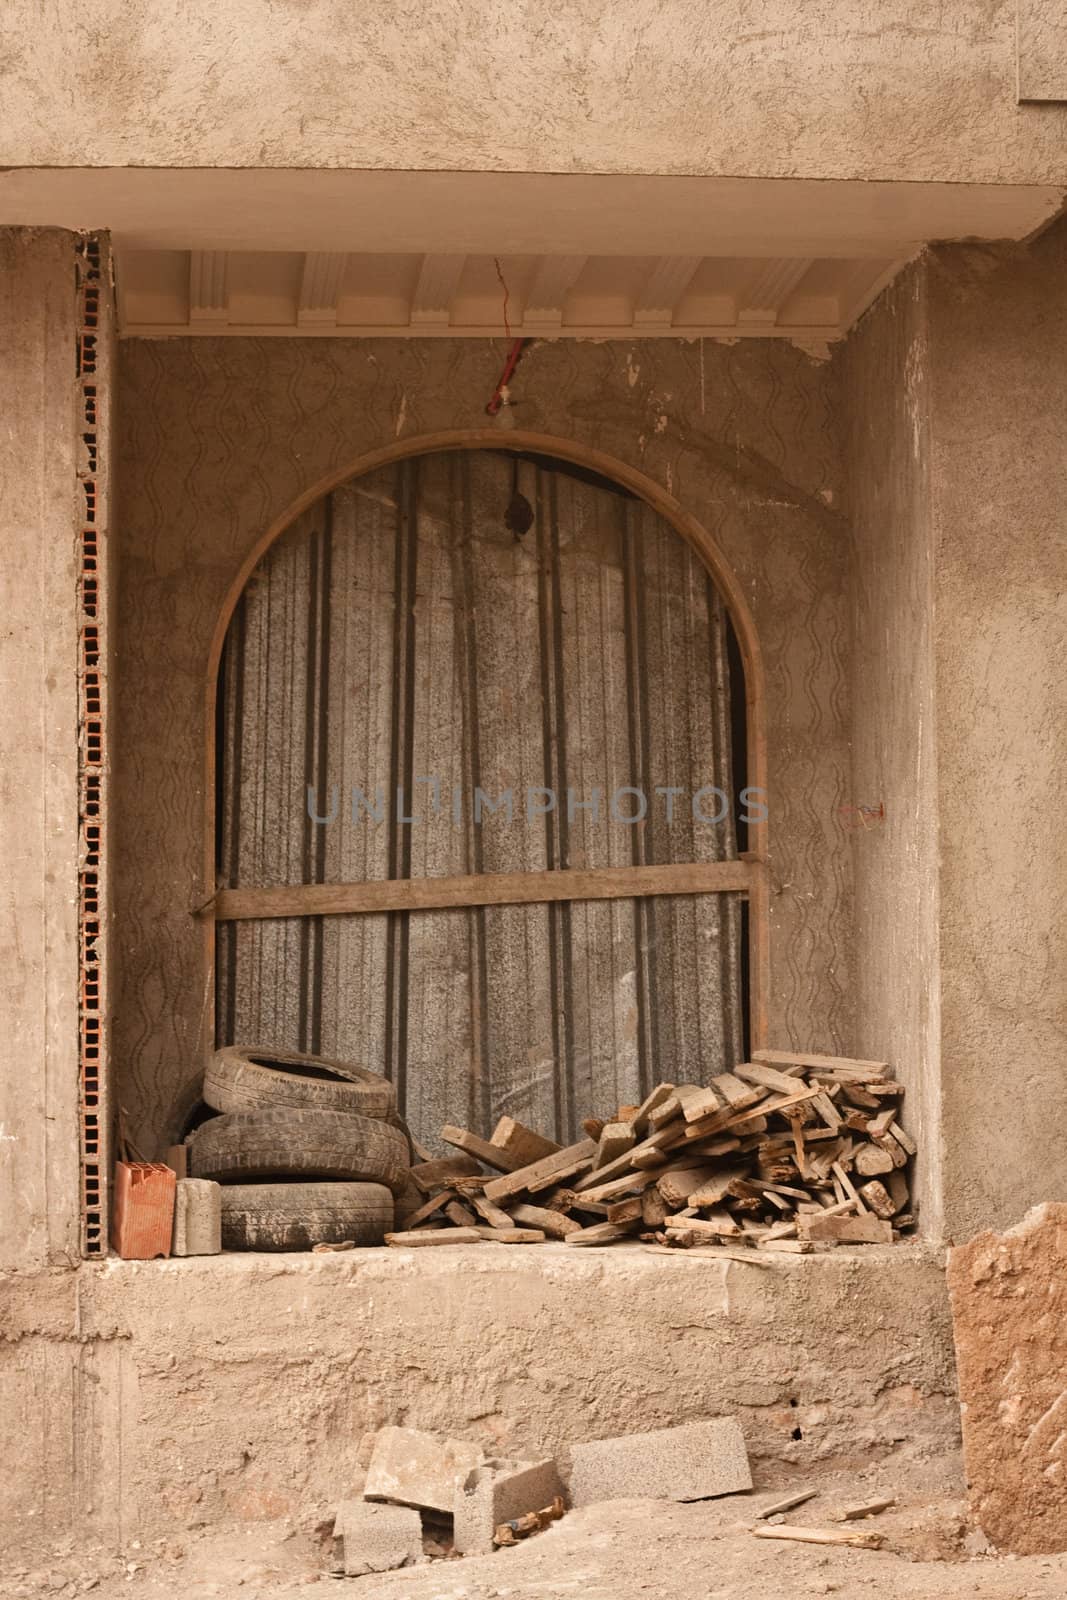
384,1050,917,1252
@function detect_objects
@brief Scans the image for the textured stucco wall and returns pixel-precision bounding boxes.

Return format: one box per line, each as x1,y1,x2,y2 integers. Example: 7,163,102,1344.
113,335,854,1151
0,229,82,1271
927,225,1067,1241
840,266,942,1236
1,1245,957,1556
1,2,1066,182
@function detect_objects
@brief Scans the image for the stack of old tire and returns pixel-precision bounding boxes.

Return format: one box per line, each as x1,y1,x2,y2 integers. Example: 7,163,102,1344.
188,1045,409,1252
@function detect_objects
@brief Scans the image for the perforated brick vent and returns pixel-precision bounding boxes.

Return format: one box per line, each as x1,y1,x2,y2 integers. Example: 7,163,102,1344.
76,235,110,1256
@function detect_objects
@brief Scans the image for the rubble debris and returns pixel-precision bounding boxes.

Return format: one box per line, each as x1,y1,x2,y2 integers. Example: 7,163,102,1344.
835,1496,896,1520
455,1458,566,1555
364,1426,485,1514
171,1177,221,1256
388,1055,915,1254
567,1417,751,1507
493,1496,566,1547
332,1500,423,1576
757,1488,818,1518
752,1523,886,1550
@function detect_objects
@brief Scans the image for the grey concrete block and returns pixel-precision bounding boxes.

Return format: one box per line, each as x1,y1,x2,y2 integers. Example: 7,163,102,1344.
172,1178,222,1256
364,1425,484,1513
566,1417,751,1506
333,1500,423,1576
454,1456,564,1555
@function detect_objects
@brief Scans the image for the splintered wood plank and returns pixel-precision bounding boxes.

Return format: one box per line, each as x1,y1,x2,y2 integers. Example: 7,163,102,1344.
797,1213,891,1245
444,1199,479,1228
665,1210,741,1238
711,1072,766,1110
757,1489,818,1519
410,1156,482,1195
655,1165,723,1208
753,1049,889,1082
735,1061,804,1096
575,1169,661,1204
470,1193,515,1229
400,1190,457,1229
674,1084,723,1123
563,1221,638,1247
384,1228,483,1247
473,1226,545,1243
508,1203,583,1239
606,1195,645,1224
592,1121,637,1170
573,1132,662,1189
684,1165,749,1207
627,1082,677,1135
753,1524,885,1550
483,1139,597,1203
441,1125,519,1173
648,1093,683,1131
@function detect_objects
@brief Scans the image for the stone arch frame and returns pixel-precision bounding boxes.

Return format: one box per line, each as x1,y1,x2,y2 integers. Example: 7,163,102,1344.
201,427,771,1077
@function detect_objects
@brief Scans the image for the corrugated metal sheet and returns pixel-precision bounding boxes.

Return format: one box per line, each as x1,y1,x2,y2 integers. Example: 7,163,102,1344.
216,449,742,1145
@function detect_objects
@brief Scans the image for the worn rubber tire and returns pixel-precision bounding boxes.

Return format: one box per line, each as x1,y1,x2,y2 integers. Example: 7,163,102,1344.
204,1044,395,1120
188,1107,410,1194
219,1181,394,1251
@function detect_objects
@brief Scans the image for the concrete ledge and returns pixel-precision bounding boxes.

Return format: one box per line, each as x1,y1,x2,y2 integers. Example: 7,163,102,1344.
2,1242,958,1551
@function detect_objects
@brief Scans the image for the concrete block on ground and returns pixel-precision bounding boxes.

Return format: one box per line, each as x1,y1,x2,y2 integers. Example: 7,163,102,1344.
333,1500,423,1576
364,1425,484,1513
172,1178,222,1256
566,1417,752,1507
947,1202,1067,1555
454,1457,565,1555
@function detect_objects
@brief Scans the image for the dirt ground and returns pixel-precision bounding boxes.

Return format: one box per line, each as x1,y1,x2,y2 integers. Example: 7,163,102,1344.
9,1445,1067,1600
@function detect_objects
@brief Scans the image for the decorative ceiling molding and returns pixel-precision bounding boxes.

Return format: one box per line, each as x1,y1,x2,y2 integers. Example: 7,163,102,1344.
119,248,909,342
298,252,348,326
633,257,702,325
188,250,229,324
411,254,468,325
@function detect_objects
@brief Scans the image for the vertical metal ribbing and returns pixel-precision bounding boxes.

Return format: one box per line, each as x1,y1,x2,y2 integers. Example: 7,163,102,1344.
535,464,577,1137
75,234,111,1256
298,504,333,1053
448,452,491,1132
621,499,658,1101
382,459,420,1114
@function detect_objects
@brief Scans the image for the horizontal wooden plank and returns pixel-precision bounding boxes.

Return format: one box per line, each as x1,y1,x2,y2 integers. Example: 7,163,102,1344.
211,860,755,922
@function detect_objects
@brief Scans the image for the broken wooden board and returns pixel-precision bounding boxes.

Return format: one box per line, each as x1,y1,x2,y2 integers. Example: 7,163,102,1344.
796,1212,892,1245
508,1202,583,1239
753,1048,890,1081
563,1221,637,1247
483,1139,597,1204
470,1193,515,1229
409,1156,482,1195
753,1523,885,1550
384,1228,483,1247
490,1115,561,1167
473,1226,545,1243
441,1124,520,1174
592,1121,636,1171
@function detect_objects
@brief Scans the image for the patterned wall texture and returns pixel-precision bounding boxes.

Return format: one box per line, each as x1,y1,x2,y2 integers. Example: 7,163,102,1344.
115,336,853,1150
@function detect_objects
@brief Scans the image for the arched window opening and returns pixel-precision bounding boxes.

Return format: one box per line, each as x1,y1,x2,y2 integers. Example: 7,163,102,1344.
214,447,754,1149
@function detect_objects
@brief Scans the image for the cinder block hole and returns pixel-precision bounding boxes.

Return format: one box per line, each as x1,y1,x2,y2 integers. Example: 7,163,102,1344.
419,1508,455,1557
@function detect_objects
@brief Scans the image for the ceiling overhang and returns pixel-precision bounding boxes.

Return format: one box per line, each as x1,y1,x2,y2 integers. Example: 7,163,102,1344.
1,168,1058,342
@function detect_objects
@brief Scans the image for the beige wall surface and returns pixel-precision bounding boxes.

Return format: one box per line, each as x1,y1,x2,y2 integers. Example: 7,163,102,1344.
927,224,1067,1241
1,1247,957,1554
840,265,943,1236
0,229,82,1271
2,2,1067,183
113,334,854,1151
